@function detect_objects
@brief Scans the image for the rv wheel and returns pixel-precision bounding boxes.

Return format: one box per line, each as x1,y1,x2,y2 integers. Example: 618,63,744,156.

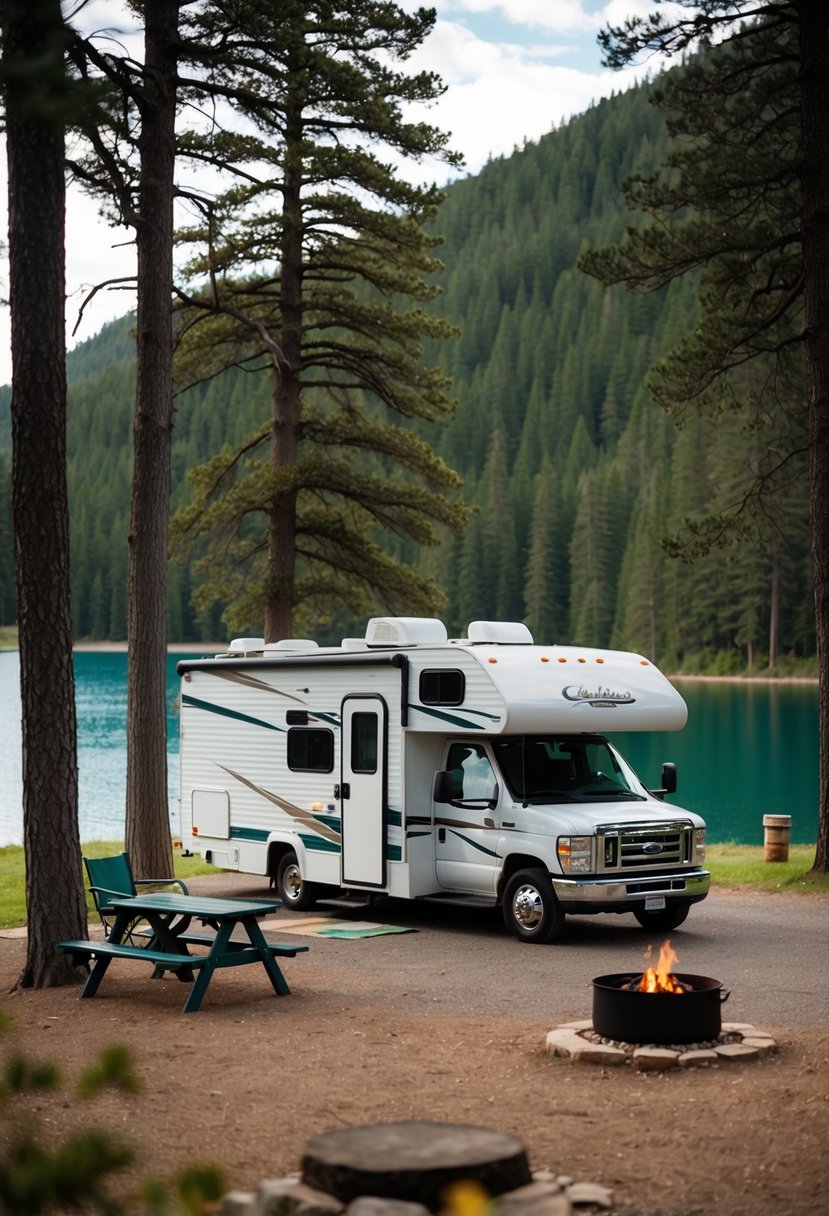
276,851,319,911
502,869,564,943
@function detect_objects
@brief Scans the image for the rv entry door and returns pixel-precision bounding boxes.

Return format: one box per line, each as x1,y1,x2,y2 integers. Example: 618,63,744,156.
340,696,387,888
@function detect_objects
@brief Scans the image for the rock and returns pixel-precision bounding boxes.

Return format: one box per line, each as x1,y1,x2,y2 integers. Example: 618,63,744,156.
345,1198,431,1216
499,1180,571,1216
221,1191,256,1216
632,1047,680,1072
557,1020,594,1032
545,1029,626,1065
565,1181,614,1208
283,1183,347,1216
714,1043,760,1061
740,1037,777,1054
678,1049,719,1067
258,1179,302,1214
259,1180,344,1216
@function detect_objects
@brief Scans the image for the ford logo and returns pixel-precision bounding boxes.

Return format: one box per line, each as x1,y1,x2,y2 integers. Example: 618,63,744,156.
642,842,664,854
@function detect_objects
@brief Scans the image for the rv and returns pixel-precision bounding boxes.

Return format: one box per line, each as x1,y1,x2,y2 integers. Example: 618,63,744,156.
178,617,709,943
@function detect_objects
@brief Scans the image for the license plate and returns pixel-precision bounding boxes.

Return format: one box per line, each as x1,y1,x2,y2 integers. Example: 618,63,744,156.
645,895,666,911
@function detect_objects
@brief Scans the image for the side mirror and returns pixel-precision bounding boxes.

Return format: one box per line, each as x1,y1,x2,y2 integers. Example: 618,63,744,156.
651,762,677,800
433,770,459,804
661,762,677,794
433,770,499,810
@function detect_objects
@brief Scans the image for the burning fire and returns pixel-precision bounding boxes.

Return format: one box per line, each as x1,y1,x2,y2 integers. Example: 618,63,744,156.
632,939,688,994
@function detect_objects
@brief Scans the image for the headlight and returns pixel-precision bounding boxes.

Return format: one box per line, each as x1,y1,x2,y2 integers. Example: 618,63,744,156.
557,835,593,874
694,828,706,861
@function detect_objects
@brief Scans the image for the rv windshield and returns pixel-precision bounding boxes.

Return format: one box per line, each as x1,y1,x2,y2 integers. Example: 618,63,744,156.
492,735,646,804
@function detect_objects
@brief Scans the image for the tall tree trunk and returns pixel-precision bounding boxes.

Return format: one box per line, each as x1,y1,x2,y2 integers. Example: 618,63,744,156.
768,547,780,669
800,0,829,873
3,0,87,984
265,100,303,643
125,0,177,878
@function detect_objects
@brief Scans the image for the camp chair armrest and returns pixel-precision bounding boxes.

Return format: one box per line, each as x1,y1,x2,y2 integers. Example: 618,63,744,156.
88,884,132,907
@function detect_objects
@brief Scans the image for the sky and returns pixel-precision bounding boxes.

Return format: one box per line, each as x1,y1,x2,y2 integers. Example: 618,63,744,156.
0,0,663,386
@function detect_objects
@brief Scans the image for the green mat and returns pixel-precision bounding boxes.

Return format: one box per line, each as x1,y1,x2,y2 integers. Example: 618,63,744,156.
316,924,418,939
262,914,418,939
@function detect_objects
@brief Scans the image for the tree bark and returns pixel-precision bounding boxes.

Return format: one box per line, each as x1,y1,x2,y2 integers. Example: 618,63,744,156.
264,92,303,643
799,0,829,873
3,0,87,984
125,0,178,878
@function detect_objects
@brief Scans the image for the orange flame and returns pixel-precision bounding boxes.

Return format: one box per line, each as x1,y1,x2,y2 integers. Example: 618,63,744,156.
635,939,686,994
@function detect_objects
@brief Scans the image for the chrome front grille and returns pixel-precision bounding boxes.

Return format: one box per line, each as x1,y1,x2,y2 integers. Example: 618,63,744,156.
598,822,694,872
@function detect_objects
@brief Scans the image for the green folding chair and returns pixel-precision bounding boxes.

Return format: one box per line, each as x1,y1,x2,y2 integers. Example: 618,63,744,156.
84,852,190,945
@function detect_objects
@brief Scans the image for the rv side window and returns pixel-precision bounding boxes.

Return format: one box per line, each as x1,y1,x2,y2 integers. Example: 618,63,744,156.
350,712,378,774
420,669,465,706
287,728,334,772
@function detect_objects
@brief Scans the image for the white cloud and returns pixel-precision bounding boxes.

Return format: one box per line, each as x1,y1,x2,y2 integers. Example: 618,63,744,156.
408,14,648,176
0,2,656,385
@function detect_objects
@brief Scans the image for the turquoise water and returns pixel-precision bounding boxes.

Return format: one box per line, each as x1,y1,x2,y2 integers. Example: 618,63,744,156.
0,653,820,847
0,650,198,847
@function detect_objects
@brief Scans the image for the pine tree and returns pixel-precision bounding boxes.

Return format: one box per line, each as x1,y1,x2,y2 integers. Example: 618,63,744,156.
170,0,467,640
585,0,829,871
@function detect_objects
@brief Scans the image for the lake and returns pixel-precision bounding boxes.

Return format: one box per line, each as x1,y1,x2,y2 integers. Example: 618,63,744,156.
0,650,820,847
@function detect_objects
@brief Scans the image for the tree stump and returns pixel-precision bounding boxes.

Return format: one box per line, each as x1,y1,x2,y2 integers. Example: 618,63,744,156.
301,1121,532,1210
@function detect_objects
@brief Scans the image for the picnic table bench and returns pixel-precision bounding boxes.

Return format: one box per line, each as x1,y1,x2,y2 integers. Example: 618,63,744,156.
57,892,308,1013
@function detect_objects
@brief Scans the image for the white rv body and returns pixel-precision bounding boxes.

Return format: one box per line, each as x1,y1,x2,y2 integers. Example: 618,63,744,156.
178,618,709,942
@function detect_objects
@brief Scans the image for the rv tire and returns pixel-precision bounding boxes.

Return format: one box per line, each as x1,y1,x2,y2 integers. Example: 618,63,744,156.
502,869,564,944
633,902,690,932
275,850,320,911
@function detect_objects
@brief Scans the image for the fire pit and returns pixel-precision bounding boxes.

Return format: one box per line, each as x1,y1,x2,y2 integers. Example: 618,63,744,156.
592,940,730,1045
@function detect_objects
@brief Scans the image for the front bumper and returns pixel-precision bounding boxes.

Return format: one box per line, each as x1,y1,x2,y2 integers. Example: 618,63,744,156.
552,868,710,914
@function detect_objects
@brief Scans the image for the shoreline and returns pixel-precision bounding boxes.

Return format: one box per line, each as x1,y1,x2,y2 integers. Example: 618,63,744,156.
71,641,226,654
0,640,820,681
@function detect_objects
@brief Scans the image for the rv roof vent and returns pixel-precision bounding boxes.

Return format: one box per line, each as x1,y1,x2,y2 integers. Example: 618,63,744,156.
365,617,448,647
228,637,265,653
341,638,369,651
467,621,534,645
263,639,319,652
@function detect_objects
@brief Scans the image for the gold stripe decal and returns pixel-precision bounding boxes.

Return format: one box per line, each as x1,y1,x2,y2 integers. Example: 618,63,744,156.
213,669,307,704
218,764,341,845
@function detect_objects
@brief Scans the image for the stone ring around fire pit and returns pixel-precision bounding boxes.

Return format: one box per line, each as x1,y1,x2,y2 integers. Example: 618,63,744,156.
545,1020,778,1072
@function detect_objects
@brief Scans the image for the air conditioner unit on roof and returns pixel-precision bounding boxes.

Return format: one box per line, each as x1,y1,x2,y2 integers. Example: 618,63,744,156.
364,617,447,647
467,621,534,644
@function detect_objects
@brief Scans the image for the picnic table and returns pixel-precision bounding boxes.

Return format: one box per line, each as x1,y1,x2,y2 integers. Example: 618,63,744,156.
57,892,307,1013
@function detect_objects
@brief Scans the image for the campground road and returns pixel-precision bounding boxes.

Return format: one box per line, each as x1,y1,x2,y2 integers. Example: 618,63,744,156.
188,873,829,1030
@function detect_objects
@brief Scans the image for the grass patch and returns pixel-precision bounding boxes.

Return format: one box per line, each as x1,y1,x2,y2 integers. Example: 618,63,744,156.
706,842,829,893
0,841,216,930
1,842,826,932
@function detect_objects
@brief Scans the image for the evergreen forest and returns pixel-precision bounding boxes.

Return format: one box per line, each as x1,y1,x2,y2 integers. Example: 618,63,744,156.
0,79,814,673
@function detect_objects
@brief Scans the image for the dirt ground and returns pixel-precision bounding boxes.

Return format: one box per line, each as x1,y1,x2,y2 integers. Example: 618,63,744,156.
2,879,828,1216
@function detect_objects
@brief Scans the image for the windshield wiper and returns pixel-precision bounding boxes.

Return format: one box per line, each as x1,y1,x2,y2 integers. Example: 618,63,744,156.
587,790,647,801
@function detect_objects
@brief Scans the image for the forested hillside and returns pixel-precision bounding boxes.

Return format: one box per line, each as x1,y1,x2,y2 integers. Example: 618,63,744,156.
0,79,814,670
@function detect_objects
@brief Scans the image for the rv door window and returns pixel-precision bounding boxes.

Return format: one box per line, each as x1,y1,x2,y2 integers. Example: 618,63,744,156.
287,728,334,772
350,712,379,774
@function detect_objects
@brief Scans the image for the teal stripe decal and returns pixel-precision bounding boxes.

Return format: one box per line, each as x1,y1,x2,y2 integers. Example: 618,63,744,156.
406,830,431,840
313,813,341,831
449,829,500,858
300,833,341,854
387,808,402,827
230,826,270,842
408,704,500,730
183,694,283,733
386,845,402,861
